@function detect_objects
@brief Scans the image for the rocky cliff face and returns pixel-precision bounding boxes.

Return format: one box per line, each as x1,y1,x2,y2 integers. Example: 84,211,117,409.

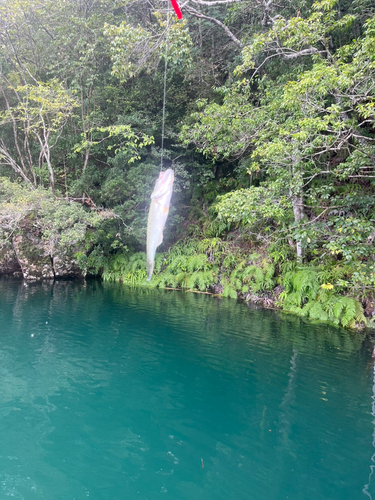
12,233,55,279
0,234,84,280
0,245,22,277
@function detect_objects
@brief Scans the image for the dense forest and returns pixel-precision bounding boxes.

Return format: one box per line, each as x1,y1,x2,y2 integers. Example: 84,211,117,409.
0,0,374,329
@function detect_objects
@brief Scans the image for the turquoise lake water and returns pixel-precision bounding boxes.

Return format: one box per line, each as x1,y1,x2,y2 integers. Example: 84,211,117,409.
0,278,375,499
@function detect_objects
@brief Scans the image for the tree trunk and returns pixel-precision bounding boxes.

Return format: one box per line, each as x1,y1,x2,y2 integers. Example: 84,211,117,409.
291,193,305,263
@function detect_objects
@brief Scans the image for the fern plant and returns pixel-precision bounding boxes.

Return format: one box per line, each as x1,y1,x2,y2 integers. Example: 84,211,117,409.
332,296,365,328
154,253,167,274
225,261,276,296
222,284,238,299
175,271,190,288
222,253,238,269
102,252,147,284
187,270,215,291
198,237,227,256
123,269,147,285
187,254,211,273
167,254,189,273
154,271,179,288
280,268,320,307
279,267,366,328
154,251,215,291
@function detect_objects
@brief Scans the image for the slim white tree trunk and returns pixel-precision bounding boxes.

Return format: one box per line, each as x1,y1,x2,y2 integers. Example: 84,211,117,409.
291,193,305,263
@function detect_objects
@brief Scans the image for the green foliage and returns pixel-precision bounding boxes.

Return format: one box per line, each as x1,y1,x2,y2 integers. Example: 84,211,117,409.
279,267,366,328
0,178,101,257
153,251,215,291
6,81,78,134
222,284,238,299
74,124,154,164
102,245,216,292
104,13,192,81
223,260,276,297
182,0,375,267
281,268,320,307
215,186,291,229
197,237,228,254
323,217,375,262
187,270,215,290
102,252,147,284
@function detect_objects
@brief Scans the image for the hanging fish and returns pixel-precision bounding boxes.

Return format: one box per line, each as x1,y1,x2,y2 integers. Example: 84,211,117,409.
146,169,174,281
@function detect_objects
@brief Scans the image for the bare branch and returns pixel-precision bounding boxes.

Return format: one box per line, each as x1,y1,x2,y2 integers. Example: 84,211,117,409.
185,0,245,5
0,141,34,187
184,5,243,48
281,47,318,59
367,227,375,245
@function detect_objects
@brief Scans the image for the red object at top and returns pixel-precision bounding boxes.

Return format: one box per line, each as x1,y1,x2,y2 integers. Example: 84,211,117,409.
170,0,183,19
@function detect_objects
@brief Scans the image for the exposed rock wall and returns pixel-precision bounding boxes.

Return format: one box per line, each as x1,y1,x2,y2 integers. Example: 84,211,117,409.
0,244,22,276
53,255,82,278
13,233,54,280
0,233,84,280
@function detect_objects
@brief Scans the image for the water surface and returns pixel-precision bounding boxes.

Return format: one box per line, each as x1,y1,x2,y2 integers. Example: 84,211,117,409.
0,279,374,499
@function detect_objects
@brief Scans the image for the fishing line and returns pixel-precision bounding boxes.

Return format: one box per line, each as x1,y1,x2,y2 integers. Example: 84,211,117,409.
160,0,183,170
160,14,169,171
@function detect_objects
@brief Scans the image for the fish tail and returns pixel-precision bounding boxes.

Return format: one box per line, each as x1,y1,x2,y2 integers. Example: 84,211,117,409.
146,259,154,281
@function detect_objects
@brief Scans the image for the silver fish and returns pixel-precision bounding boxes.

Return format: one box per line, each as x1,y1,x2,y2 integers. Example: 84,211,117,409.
146,169,174,281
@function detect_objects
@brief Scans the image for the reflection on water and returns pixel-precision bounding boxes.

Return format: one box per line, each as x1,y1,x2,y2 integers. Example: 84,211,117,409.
364,362,375,499
0,278,374,499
